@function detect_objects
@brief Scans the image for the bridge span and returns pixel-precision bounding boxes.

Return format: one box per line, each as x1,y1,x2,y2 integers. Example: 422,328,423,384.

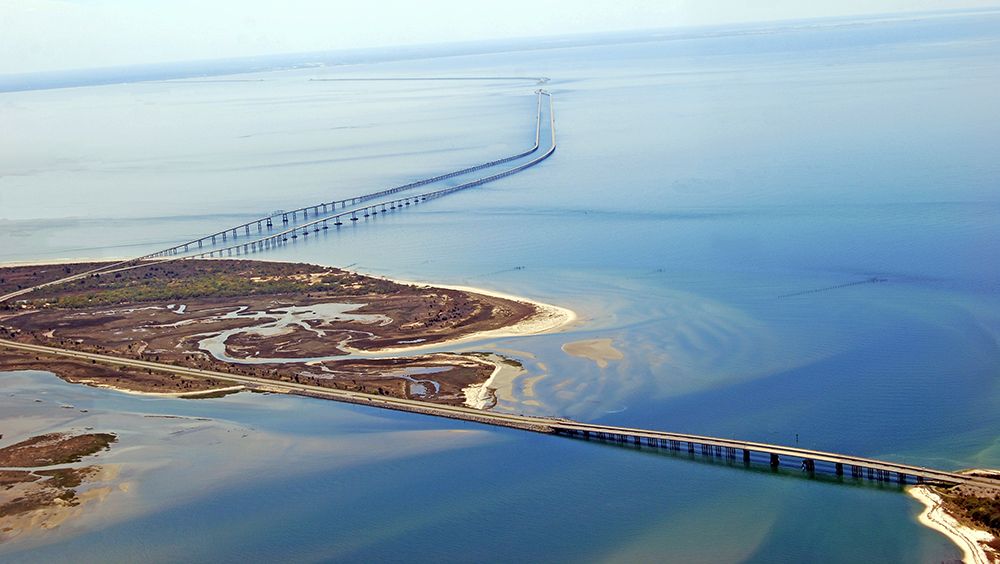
0,90,553,303
3,88,995,494
147,90,548,259
1,338,997,492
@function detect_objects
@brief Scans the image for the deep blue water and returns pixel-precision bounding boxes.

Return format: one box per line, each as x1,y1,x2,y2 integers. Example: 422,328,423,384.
2,10,999,563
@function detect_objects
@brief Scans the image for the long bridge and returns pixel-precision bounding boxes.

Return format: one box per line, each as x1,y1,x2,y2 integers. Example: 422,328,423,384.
0,90,555,303
1,338,998,491
146,90,550,260
2,88,997,494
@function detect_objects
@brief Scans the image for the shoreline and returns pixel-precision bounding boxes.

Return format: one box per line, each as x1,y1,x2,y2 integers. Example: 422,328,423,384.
1,258,579,359
339,276,578,357
72,381,246,398
909,485,997,564
1,259,576,404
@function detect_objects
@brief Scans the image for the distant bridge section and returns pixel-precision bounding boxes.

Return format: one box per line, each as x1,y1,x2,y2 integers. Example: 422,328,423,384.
0,91,552,302
147,91,546,260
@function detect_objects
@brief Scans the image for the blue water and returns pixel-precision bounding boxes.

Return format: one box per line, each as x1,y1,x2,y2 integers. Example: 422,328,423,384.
2,10,999,563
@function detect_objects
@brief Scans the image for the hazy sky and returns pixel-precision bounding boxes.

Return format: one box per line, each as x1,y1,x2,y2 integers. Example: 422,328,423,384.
2,0,998,74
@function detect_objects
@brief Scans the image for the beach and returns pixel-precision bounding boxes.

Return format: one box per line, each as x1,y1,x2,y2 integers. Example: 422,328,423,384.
909,486,998,564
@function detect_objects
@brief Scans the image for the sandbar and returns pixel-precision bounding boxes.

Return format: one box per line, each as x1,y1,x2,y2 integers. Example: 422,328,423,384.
561,338,623,368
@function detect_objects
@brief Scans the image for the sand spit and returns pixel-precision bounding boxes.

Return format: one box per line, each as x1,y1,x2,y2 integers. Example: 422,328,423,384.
461,354,526,410
561,338,623,368
909,486,998,564
74,382,246,398
342,278,577,357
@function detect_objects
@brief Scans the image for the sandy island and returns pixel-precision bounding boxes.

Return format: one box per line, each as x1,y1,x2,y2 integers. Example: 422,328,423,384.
561,338,623,368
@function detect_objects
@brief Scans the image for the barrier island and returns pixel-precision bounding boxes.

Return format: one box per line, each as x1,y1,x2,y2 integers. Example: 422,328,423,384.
0,260,571,406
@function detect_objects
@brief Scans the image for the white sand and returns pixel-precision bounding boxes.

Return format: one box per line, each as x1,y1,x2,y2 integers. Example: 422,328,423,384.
561,338,623,368
909,485,997,564
0,257,126,268
72,381,246,398
2,259,576,358
341,276,577,356
461,354,526,410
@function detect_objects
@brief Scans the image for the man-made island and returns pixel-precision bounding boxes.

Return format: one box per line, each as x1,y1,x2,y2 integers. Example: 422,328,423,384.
0,259,572,406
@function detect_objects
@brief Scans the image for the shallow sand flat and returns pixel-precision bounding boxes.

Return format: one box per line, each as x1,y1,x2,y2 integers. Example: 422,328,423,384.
0,465,121,543
561,338,624,368
0,371,502,550
909,486,998,564
461,354,525,409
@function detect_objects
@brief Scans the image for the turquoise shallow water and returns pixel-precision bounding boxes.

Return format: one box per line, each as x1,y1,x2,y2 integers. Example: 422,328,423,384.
2,10,999,562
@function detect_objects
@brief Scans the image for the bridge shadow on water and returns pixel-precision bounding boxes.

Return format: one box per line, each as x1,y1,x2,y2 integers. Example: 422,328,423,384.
572,435,912,494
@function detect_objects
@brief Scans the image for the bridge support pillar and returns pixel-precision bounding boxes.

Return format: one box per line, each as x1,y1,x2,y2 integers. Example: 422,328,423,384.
743,449,750,465
836,463,844,476
770,454,780,468
583,431,589,440
897,472,906,484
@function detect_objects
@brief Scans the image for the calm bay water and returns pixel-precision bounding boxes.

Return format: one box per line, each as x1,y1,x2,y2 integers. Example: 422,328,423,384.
2,11,999,562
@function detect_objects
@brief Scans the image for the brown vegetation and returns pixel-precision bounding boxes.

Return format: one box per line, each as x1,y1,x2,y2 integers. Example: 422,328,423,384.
0,433,115,527
0,433,116,468
0,260,536,404
942,487,1000,535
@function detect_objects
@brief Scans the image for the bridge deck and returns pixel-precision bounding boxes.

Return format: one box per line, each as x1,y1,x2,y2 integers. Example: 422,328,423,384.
1,339,996,492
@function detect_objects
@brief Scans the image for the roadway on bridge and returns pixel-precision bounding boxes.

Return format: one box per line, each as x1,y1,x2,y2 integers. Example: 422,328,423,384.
0,91,553,304
2,337,997,491
2,88,997,492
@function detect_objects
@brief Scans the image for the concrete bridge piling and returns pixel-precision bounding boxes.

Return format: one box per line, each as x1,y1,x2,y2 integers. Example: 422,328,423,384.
551,426,970,488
